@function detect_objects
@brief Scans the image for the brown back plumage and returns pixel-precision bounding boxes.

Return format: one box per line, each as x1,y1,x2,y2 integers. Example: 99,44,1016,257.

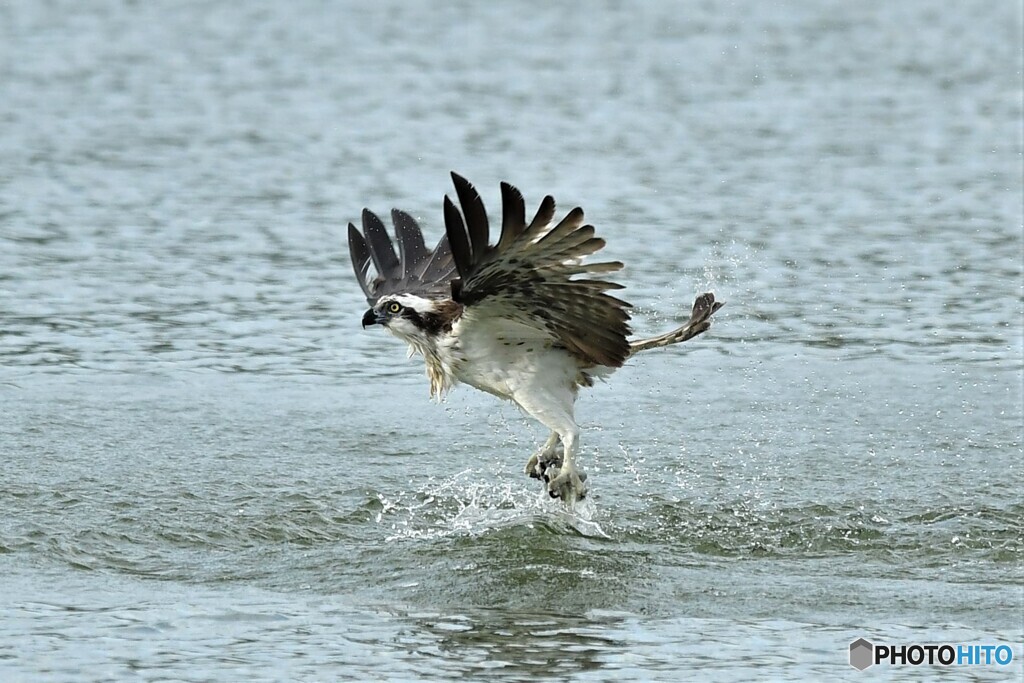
443,172,633,368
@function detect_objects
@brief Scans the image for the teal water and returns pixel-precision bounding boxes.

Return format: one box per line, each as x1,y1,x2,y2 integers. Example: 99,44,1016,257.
1,1,1021,680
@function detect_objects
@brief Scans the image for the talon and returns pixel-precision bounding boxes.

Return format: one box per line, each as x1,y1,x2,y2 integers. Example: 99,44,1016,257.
545,465,587,503
525,454,539,478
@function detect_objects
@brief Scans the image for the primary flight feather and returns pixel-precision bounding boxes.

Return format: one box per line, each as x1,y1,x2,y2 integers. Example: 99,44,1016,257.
349,173,722,502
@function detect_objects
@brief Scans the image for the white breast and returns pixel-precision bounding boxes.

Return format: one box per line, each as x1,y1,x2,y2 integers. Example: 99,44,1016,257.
440,313,582,401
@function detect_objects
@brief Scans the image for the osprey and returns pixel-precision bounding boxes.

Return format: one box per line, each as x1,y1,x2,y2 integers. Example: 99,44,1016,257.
348,173,722,503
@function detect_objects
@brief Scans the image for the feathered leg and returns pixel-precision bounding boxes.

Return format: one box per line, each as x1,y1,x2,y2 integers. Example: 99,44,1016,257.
546,425,586,503
514,385,587,503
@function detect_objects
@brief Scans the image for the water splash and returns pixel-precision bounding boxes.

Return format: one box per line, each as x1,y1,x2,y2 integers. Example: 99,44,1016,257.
373,469,610,541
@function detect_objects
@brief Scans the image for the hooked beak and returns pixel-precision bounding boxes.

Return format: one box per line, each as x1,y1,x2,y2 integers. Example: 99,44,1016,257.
362,308,381,329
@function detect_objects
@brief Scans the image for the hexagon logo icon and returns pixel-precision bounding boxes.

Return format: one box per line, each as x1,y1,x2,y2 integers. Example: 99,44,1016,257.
849,638,874,670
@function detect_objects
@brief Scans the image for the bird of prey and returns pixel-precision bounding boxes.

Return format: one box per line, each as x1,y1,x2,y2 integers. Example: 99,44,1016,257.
348,173,722,503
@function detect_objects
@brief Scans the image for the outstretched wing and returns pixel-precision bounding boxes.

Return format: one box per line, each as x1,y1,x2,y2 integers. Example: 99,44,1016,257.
443,172,632,368
348,208,457,305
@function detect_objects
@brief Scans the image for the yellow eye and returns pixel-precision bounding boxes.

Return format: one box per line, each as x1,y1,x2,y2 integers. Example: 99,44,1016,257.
387,302,402,314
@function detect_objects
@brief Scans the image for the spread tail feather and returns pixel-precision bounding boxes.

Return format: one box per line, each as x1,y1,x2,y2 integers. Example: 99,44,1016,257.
628,293,723,356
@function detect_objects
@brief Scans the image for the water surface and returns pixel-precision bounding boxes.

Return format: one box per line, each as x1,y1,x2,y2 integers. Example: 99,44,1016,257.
1,1,1021,680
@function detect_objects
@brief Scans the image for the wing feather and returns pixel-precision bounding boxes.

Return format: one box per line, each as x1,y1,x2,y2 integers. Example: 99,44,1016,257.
416,234,454,282
391,209,428,274
347,207,457,305
529,195,556,233
348,174,636,365
361,209,401,280
451,172,489,264
443,175,633,367
348,223,374,301
443,194,473,280
535,206,585,247
497,182,526,251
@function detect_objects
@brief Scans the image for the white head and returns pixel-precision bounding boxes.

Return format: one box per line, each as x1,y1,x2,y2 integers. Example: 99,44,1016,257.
361,295,461,349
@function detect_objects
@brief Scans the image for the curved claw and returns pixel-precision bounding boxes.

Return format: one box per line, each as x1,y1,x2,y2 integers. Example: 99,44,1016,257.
525,449,563,481
545,465,587,502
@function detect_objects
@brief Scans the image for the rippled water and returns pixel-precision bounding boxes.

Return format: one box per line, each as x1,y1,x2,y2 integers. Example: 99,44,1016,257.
2,1,1022,680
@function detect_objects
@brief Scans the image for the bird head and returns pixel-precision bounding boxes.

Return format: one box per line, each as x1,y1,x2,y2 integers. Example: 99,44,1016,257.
362,295,458,347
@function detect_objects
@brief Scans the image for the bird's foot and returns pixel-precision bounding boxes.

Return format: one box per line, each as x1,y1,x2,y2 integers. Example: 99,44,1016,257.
545,462,588,503
525,447,562,481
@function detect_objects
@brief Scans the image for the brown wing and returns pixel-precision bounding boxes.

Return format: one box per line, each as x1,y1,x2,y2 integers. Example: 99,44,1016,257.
443,172,632,368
